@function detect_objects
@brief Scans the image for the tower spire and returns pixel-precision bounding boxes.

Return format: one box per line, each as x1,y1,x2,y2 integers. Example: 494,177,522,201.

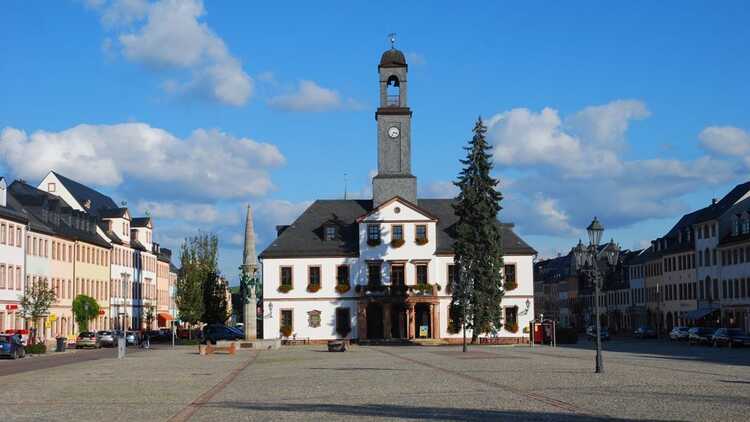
242,204,257,274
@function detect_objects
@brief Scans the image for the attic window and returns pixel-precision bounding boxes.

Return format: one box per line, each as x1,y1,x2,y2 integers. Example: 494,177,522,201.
47,183,56,193
83,199,92,209
324,226,337,241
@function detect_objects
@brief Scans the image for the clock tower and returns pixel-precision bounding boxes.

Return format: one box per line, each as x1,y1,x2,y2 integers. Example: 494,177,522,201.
372,46,417,207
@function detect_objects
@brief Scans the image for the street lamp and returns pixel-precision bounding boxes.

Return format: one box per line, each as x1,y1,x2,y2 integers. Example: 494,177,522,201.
573,216,614,374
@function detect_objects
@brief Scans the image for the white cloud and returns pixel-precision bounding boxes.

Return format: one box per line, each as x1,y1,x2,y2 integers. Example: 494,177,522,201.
476,99,743,238
421,181,459,198
0,123,284,199
566,99,650,146
699,126,750,156
406,52,426,65
90,0,252,106
268,80,345,112
134,200,224,224
253,199,312,245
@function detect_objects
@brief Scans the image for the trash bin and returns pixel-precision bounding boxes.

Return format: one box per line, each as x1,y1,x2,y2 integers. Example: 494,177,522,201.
56,337,66,352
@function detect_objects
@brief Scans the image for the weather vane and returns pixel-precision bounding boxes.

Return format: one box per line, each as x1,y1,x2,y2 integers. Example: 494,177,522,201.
388,33,396,49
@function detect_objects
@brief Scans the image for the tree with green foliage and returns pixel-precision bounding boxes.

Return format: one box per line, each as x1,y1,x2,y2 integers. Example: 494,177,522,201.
72,295,100,333
202,272,229,324
450,117,505,351
176,232,224,334
18,280,57,343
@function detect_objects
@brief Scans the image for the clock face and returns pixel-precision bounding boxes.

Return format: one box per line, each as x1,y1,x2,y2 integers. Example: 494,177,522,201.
388,126,400,138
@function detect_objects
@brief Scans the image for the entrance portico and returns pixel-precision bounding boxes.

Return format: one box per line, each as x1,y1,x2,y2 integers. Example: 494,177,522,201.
357,289,440,341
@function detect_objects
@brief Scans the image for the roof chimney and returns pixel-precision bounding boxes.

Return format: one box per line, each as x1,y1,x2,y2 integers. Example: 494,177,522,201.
712,198,717,205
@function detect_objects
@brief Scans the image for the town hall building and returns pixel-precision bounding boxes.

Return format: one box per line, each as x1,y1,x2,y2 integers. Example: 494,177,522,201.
259,46,536,343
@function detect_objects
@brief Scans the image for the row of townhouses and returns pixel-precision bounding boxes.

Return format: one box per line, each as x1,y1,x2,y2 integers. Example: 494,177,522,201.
536,181,750,334
0,172,178,341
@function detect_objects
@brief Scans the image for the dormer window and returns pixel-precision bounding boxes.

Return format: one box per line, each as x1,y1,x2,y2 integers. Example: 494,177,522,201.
324,226,337,241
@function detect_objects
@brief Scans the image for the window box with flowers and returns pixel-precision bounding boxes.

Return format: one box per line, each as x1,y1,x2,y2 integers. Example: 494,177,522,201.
278,266,293,293
503,264,517,291
335,283,351,294
367,224,381,247
280,326,292,338
306,266,321,293
415,224,428,245
391,224,404,248
335,265,350,294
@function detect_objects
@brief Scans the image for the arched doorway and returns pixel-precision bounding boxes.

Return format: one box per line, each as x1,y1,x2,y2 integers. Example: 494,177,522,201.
366,303,384,339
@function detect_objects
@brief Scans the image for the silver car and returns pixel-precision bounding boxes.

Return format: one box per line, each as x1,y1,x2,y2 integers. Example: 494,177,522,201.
125,331,138,346
96,330,116,347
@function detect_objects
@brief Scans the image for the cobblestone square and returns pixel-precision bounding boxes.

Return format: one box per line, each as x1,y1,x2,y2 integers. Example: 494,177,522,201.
1,340,748,421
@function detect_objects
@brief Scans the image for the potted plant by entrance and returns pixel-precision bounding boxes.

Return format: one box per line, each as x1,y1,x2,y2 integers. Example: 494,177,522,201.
280,326,292,338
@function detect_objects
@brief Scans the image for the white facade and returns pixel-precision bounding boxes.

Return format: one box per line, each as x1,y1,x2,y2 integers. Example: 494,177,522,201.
0,214,26,332
262,198,535,342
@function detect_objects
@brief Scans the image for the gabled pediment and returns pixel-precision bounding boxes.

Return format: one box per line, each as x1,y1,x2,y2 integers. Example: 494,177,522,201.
357,196,437,223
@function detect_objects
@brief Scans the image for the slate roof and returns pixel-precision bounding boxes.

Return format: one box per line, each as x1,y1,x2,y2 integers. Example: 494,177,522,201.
693,181,750,223
52,171,119,217
8,181,111,248
99,208,129,219
131,217,151,228
259,199,536,259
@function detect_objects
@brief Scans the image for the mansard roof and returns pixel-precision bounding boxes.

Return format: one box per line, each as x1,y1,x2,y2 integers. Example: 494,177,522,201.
51,171,119,216
99,207,130,219
8,180,111,248
259,198,536,259
131,217,152,228
693,181,750,224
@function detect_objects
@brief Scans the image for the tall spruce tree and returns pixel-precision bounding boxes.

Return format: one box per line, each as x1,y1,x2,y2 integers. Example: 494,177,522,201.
450,117,504,351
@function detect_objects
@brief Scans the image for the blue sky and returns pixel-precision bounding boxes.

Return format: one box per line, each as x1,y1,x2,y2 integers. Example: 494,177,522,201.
2,1,750,282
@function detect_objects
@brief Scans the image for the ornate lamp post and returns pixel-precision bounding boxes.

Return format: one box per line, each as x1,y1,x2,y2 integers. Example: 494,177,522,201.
573,217,618,374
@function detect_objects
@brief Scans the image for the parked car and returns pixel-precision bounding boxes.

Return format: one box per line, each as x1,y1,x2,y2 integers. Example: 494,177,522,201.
125,331,138,346
202,324,244,344
669,326,690,341
712,328,750,347
96,331,116,347
0,334,26,359
633,326,657,339
75,331,100,349
688,327,715,345
586,325,610,341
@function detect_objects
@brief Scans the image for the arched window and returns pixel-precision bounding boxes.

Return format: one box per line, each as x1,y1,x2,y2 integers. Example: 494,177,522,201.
386,75,400,106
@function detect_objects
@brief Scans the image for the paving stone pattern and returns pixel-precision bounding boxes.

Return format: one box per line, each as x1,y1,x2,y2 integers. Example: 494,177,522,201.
0,341,748,421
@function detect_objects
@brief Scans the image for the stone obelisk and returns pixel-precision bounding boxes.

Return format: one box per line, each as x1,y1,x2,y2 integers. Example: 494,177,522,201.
241,204,258,341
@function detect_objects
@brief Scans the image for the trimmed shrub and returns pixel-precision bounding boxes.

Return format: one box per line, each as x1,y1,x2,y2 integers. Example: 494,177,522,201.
26,343,47,354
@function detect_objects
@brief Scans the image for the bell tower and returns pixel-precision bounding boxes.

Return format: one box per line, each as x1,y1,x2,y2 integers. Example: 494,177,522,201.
372,38,417,207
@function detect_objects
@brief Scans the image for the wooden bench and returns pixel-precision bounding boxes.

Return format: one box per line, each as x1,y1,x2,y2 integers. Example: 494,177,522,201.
199,341,237,355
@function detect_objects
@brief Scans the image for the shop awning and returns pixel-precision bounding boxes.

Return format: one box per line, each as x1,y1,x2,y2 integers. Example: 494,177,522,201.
157,312,174,321
686,307,719,320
